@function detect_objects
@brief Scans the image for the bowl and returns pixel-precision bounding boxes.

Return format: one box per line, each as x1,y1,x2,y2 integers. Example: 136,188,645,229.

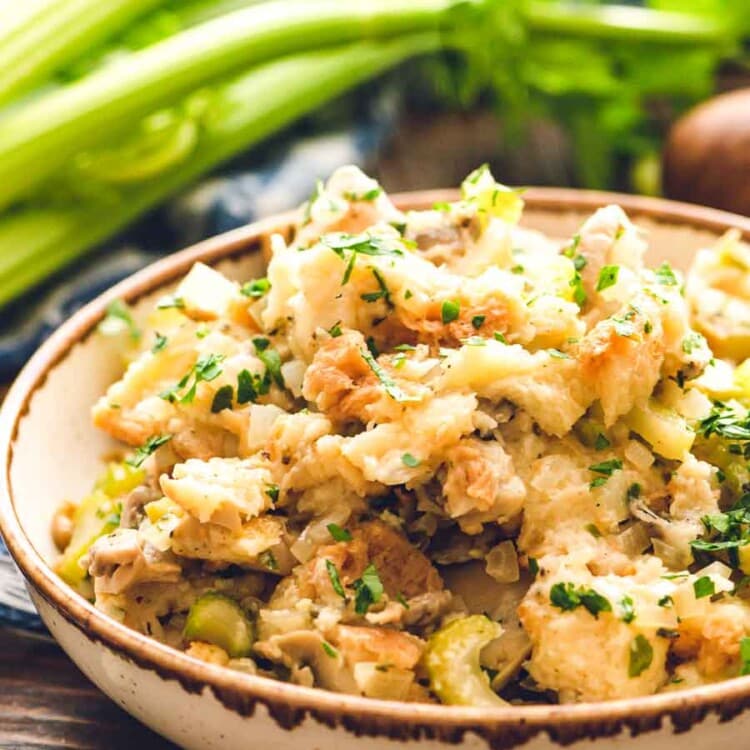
3,188,750,750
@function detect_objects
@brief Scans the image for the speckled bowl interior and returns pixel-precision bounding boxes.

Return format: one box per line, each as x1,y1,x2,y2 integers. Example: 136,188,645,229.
4,189,750,750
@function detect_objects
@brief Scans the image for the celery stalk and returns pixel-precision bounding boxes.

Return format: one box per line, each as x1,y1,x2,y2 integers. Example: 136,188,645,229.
0,34,441,307
0,0,476,212
0,0,166,107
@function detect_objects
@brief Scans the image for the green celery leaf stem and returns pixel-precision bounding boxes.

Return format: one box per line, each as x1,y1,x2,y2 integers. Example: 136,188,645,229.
0,33,442,307
0,0,478,213
524,2,732,46
0,0,166,107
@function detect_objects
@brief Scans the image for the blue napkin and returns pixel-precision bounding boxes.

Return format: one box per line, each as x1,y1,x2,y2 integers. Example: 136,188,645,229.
0,94,398,632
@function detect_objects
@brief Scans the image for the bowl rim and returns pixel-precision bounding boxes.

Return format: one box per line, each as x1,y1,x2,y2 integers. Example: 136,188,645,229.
4,186,750,745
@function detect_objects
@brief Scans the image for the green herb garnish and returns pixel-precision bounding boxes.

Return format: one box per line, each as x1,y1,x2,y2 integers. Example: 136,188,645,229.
352,563,383,615
550,582,612,618
596,265,619,291
126,433,172,468
210,384,234,413
693,576,715,599
628,635,653,677
327,523,352,542
441,299,460,324
325,560,346,599
361,348,417,403
620,595,636,624
241,277,271,298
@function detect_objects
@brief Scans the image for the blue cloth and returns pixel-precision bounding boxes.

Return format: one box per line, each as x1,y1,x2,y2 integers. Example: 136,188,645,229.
0,96,398,632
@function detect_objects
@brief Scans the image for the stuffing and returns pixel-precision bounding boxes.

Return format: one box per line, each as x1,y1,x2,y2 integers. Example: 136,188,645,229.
58,163,750,708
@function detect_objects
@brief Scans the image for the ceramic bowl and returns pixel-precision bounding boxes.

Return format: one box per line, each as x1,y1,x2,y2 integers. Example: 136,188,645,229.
3,189,750,750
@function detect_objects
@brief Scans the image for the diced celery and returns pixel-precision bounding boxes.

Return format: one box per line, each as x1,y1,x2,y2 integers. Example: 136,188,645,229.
95,461,146,497
56,461,144,589
183,592,255,658
423,615,506,706
460,164,523,227
624,400,694,461
55,489,120,587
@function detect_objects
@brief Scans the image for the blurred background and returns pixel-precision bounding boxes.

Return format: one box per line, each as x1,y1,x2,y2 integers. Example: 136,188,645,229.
1,0,750,375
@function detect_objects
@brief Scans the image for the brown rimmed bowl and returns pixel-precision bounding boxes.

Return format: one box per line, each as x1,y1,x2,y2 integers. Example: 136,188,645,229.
2,189,750,750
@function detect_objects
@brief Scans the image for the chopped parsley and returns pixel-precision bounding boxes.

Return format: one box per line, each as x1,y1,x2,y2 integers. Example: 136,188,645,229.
365,336,379,358
344,186,382,202
628,483,642,500
433,201,451,212
160,353,225,404
585,523,601,538
569,271,587,307
658,595,674,608
698,402,750,441
125,434,172,468
471,315,486,330
210,384,234,413
327,523,352,542
441,299,460,324
549,582,612,619
528,558,539,578
396,592,410,609
589,459,623,476
628,635,653,677
596,265,620,292
265,484,280,504
236,369,267,404
254,338,285,389
682,332,707,355
152,332,168,354
594,433,611,451
360,268,392,306
361,348,417,403
321,641,339,659
156,294,185,310
402,453,420,468
241,277,271,298
328,321,343,338
690,490,750,566
322,232,404,285
404,289,413,300
693,576,715,599
325,560,346,599
493,331,507,344
99,299,141,342
589,459,623,488
352,563,384,615
654,262,678,286
620,595,636,624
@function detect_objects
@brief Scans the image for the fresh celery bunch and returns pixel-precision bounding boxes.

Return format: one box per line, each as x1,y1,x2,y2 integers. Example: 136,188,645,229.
0,34,441,307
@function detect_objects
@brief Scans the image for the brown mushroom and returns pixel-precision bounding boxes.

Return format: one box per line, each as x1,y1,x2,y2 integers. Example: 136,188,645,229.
663,88,750,216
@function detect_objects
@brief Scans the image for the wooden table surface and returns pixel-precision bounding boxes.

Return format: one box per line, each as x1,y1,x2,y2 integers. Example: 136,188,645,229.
0,627,174,749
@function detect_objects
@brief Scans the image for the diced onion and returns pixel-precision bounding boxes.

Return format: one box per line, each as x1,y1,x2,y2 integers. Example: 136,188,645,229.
624,439,654,471
247,403,286,451
485,541,520,583
281,359,306,398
